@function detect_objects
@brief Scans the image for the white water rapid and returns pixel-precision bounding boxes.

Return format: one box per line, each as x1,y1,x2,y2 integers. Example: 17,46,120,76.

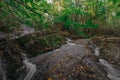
99,59,120,80
21,53,37,80
94,47,100,56
88,42,100,56
92,44,120,80
66,37,76,46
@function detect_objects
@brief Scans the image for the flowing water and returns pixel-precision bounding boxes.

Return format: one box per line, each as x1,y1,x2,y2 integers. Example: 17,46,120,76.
99,59,120,80
94,47,100,56
93,44,120,80
0,35,119,80
19,39,120,80
66,38,120,80
88,42,100,56
66,37,76,46
19,25,35,37
20,53,37,80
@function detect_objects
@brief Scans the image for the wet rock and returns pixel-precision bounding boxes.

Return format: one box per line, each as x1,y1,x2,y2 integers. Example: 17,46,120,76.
91,37,120,70
31,40,109,80
1,30,119,80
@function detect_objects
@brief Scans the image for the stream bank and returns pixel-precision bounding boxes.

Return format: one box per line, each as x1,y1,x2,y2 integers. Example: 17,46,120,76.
0,28,66,80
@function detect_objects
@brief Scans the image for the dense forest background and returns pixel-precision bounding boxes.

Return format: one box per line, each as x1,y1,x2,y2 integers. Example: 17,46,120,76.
0,0,120,37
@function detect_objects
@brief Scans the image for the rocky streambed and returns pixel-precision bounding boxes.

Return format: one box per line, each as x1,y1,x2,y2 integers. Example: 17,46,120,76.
29,37,120,80
0,29,119,80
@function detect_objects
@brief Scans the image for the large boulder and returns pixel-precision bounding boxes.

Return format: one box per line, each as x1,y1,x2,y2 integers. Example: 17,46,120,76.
30,39,109,80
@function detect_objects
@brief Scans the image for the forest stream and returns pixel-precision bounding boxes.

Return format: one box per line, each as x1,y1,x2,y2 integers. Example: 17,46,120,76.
1,0,120,80
91,43,120,80
18,53,37,80
0,31,119,80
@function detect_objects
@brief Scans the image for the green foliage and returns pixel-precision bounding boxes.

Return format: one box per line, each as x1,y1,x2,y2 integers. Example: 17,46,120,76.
55,5,98,37
0,0,120,35
0,0,54,30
